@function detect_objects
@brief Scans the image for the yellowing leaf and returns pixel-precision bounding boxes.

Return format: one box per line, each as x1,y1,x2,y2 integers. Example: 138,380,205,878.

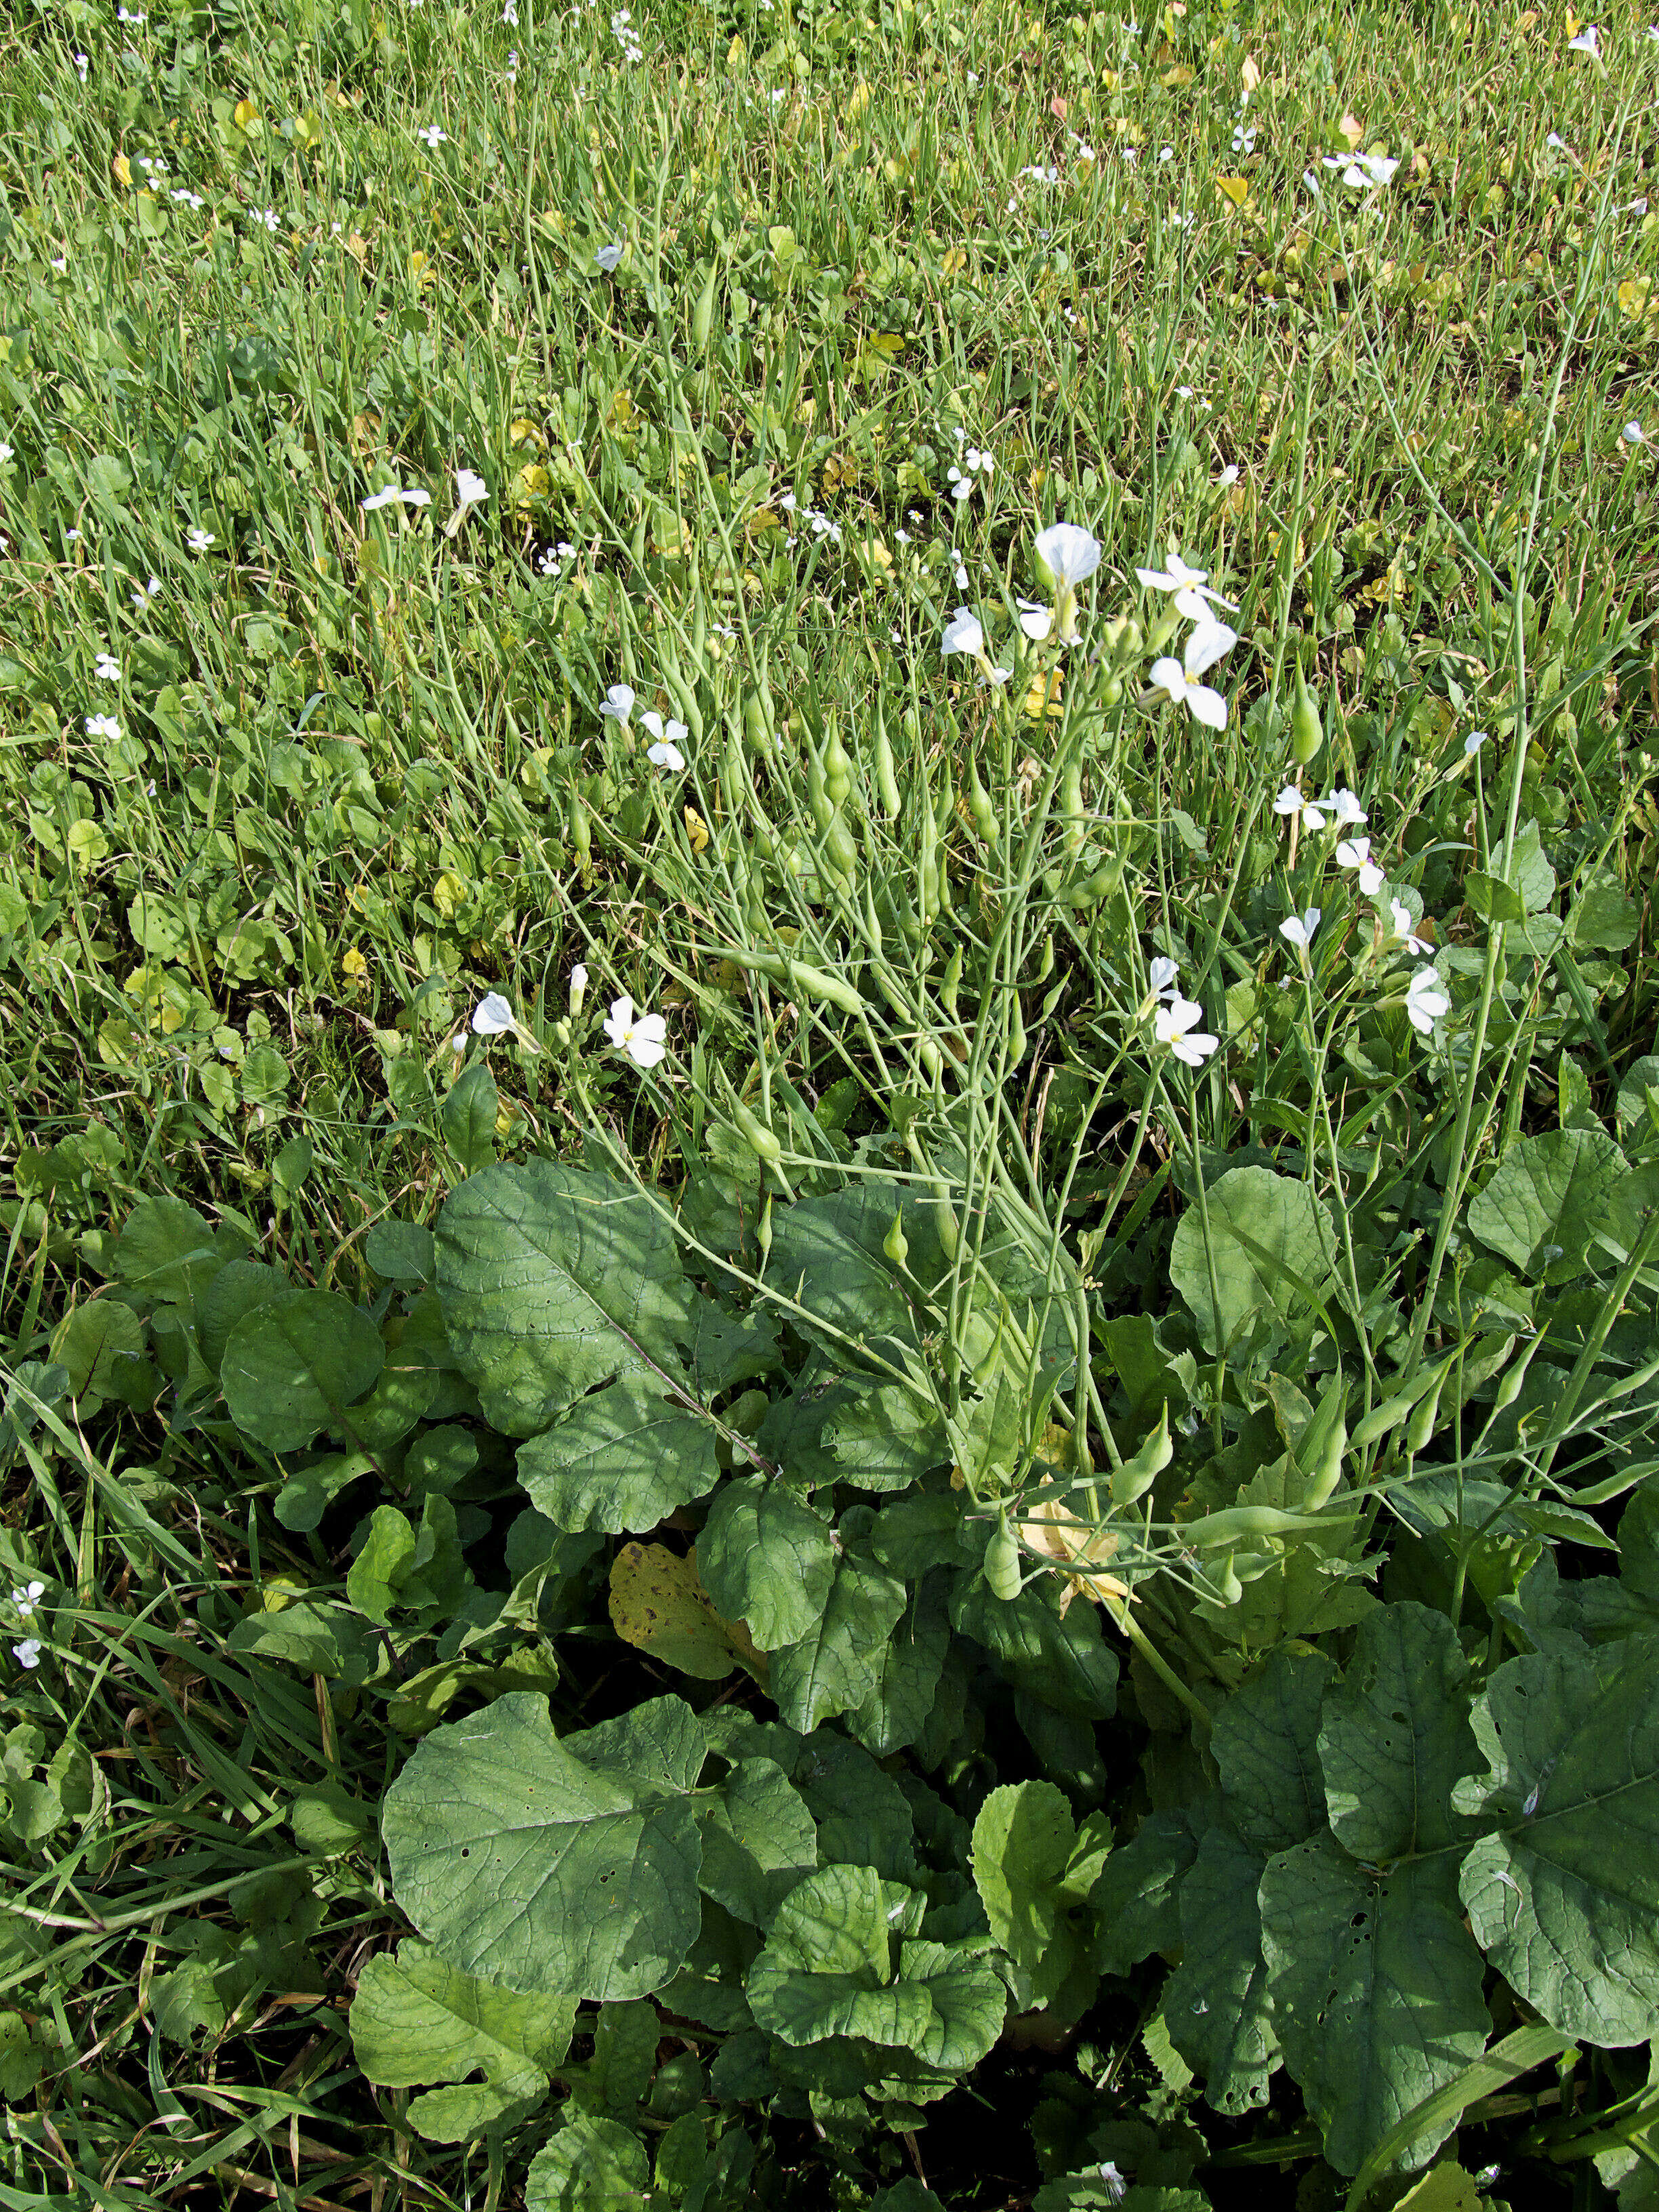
1023,669,1064,721
609,1542,766,1683
431,871,466,920
865,329,905,359
1216,175,1252,208
1339,110,1365,150
233,97,260,129
341,947,369,987
409,249,434,291
684,805,710,854
847,79,872,118
517,462,550,502
1240,52,1261,89
508,417,544,449
941,245,967,276
1618,276,1652,318
112,154,133,188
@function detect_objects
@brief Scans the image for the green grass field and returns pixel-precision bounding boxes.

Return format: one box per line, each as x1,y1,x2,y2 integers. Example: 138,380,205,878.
3,0,1659,2202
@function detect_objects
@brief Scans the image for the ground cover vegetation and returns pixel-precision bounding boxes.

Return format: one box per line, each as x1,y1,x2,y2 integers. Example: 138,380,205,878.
1,0,1659,2204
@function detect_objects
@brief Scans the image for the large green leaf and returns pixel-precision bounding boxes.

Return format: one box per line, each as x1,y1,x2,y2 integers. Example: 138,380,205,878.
746,1864,920,2047
516,1377,722,1533
895,1939,1008,2071
1317,1604,1481,1861
220,1290,385,1454
698,1477,838,1650
1164,1824,1279,2115
1211,1647,1335,1856
790,1732,918,1884
949,1573,1119,1719
696,1756,819,1929
113,1197,224,1305
1090,1810,1200,1976
970,1781,1077,2002
349,1938,576,2141
526,2112,650,2212
767,1188,948,1357
1168,1165,1337,1356
435,1162,698,1435
1259,1834,1490,2176
1458,1639,1659,2045
823,1384,949,1492
846,1572,949,1757
382,1692,705,2001
770,1535,907,1734
1466,1128,1629,1284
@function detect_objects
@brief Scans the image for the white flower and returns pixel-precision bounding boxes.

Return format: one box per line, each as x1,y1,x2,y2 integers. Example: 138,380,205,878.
1135,552,1238,620
11,1582,44,1616
503,0,517,18
599,682,634,724
1405,966,1451,1035
1280,908,1321,951
605,994,668,1068
361,484,430,512
1035,522,1102,589
455,467,488,506
1390,900,1432,956
96,653,121,682
1017,598,1053,641
569,964,589,1013
417,124,448,148
1149,621,1233,730
1622,422,1645,445
1324,151,1400,188
1097,2166,1127,2209
1322,787,1366,829
1335,836,1385,896
1216,464,1240,489
74,52,89,78
647,736,685,772
131,575,161,610
86,714,122,741
1155,995,1219,1067
188,526,214,552
1273,783,1328,833
0,443,12,467
943,608,987,658
594,242,625,272
640,710,689,751
1547,131,1568,150
471,991,520,1037
12,1640,40,1670
947,467,975,501
1149,955,1179,1000
1568,23,1599,52
1464,730,1488,756
255,207,281,233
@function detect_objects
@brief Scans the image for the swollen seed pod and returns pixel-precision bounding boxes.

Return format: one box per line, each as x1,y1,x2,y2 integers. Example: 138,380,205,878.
733,1100,782,1165
941,945,962,1017
984,1511,1023,1601
1300,1408,1348,1511
1006,994,1027,1067
874,708,902,820
757,1191,773,1264
882,1210,909,1268
1061,758,1085,853
933,1195,960,1262
806,743,833,833
660,661,703,741
968,761,997,846
1405,1370,1445,1456
691,256,719,354
568,790,592,869
1291,665,1323,766
1227,1550,1275,1584
1212,1555,1244,1607
823,722,852,807
1185,1504,1326,1547
1109,1404,1173,1507
825,815,859,877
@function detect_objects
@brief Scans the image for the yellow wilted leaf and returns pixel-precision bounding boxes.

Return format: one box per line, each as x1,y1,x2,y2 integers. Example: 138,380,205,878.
1159,62,1195,87
409,249,434,291
1024,669,1064,721
607,387,636,429
684,805,710,853
1240,52,1261,89
341,947,368,987
1618,276,1652,318
233,97,260,128
847,79,872,118
344,230,369,267
609,1542,767,1683
941,245,967,276
1215,175,1252,208
508,416,544,449
1017,1496,1130,1617
112,154,133,188
517,462,550,502
493,1099,521,1140
726,30,745,66
1339,110,1364,150
431,871,466,920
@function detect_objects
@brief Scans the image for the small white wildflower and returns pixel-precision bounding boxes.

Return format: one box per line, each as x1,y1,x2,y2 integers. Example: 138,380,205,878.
74,51,89,78
1018,598,1053,641
1406,966,1451,1035
86,713,123,741
569,964,589,1013
594,242,625,272
471,991,519,1036
11,1582,45,1616
455,468,488,506
187,526,214,552
1622,421,1645,445
1149,955,1179,1000
942,608,986,659
1334,836,1386,896
1568,23,1599,53
417,124,448,148
12,1640,41,1670
96,653,121,682
1322,787,1366,830
599,683,634,724
1149,623,1232,729
1155,995,1219,1067
1280,908,1321,952
1136,552,1238,620
605,994,668,1069
1390,900,1432,956
1465,730,1488,756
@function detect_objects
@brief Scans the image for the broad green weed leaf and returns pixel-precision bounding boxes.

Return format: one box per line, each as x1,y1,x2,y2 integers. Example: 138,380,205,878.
1317,1604,1481,1860
348,1504,415,1624
823,1383,949,1491
845,1571,949,1757
1168,1166,1337,1357
221,1290,384,1454
949,1573,1119,1718
1091,1810,1201,1975
382,1692,705,2001
769,1534,906,1732
436,1162,697,1435
440,1059,499,1175
1466,1128,1629,1282
349,1938,576,2142
1165,1824,1279,2114
49,1299,148,1406
1260,1834,1489,2175
526,2111,651,2212
1570,868,1639,953
697,1477,837,1650
1458,1639,1659,2044
970,1779,1080,2005
226,1599,374,1681
767,1187,949,1359
747,1863,917,2047
569,1999,658,2114
895,1939,1007,2070
199,1261,298,1372
791,1732,918,1883
517,1376,722,1533
695,1755,817,1928
1211,1647,1335,1856
113,1197,223,1304
365,1220,437,1286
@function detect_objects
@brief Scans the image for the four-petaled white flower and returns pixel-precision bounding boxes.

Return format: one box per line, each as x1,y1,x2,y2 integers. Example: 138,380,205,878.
1097,2164,1127,2209
417,124,448,148
1623,422,1645,445
569,964,589,1013
647,735,686,772
1149,955,1180,1000
1322,787,1366,829
599,683,634,724
96,653,121,682
1034,523,1102,641
0,444,12,466
11,1582,44,1616
594,242,625,272
1568,23,1599,53
362,484,431,512
1335,835,1385,896
1324,151,1400,188
455,468,488,506
1390,900,1432,956
1155,995,1219,1067
605,994,668,1068
471,991,520,1037
1406,966,1451,1035
12,1640,40,1670
1017,598,1053,641
86,714,122,741
132,575,161,609
1136,552,1238,621
1280,908,1321,951
1274,783,1328,833
1464,730,1488,756
1149,620,1234,730
188,526,214,552
942,608,986,658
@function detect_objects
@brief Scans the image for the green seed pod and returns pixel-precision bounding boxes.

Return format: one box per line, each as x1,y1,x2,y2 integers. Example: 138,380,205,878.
568,789,592,869
733,1099,782,1164
823,720,852,807
934,848,952,917
1405,1370,1445,1456
743,688,775,754
1099,672,1123,708
918,798,938,926
1291,665,1324,766
806,741,833,833
1227,1550,1275,1584
691,257,719,354
983,1511,1023,1601
757,1191,773,1263
874,707,901,819
941,945,962,1017
967,760,997,846
1109,1404,1173,1507
1034,933,1055,984
1299,1384,1349,1511
825,814,859,876
1061,758,1085,853
863,881,884,955
1006,993,1026,1067
660,661,703,742
882,1210,909,1268
1212,1555,1244,1607
933,1195,960,1262
1185,1504,1326,1548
